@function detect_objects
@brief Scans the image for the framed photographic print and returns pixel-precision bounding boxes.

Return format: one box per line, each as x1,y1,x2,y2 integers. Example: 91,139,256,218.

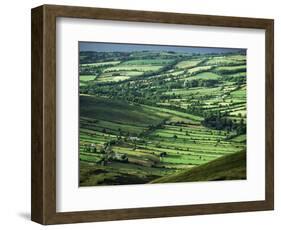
31,4,274,225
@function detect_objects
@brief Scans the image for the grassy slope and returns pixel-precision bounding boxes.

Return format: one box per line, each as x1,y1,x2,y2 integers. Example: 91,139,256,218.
151,150,246,183
80,95,167,126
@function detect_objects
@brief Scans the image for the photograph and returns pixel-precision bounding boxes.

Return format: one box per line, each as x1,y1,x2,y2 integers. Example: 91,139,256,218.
30,4,274,224
79,42,247,187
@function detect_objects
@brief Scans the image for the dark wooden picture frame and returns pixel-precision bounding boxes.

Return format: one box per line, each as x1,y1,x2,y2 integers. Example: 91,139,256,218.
31,4,274,225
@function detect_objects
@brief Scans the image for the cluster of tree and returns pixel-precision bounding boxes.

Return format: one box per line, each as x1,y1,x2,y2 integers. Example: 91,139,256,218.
79,63,119,76
213,66,246,75
185,79,220,88
79,65,102,76
83,144,97,153
90,142,129,166
201,114,246,135
223,75,246,85
186,104,209,117
150,77,220,91
211,61,246,67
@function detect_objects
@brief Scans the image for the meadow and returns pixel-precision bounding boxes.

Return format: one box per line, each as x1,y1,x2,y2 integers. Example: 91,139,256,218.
79,49,247,186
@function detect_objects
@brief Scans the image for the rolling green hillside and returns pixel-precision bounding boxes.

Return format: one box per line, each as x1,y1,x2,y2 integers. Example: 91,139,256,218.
80,95,166,127
79,48,247,186
151,150,246,183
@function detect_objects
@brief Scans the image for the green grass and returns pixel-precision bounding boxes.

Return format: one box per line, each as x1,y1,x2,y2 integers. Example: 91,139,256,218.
176,59,202,69
151,150,246,183
97,76,131,82
80,95,167,126
104,65,162,72
96,71,144,82
80,61,120,67
230,88,246,99
205,56,246,66
230,134,246,143
227,54,246,61
187,72,221,80
142,105,203,122
80,75,96,81
121,59,174,65
187,65,213,74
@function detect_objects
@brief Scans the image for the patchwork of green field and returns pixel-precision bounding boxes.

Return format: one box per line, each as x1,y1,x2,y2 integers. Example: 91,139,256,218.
104,65,163,72
79,95,245,186
167,69,185,76
204,55,246,66
79,49,247,186
186,72,221,81
96,71,144,82
227,54,246,61
121,59,174,65
176,59,202,69
187,65,213,74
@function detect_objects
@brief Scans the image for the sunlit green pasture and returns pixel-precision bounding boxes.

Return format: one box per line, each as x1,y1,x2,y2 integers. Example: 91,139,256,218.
176,59,202,69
